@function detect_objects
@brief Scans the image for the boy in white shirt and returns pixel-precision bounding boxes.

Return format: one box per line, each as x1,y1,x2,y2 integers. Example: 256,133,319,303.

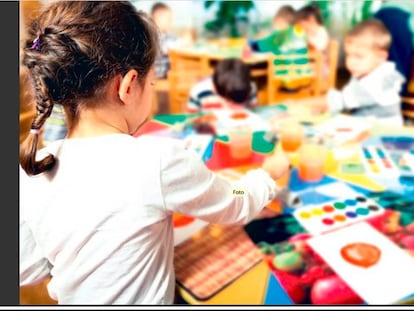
313,18,405,126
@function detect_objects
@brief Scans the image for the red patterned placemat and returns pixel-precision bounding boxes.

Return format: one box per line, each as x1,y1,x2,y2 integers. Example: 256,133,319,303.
174,224,263,301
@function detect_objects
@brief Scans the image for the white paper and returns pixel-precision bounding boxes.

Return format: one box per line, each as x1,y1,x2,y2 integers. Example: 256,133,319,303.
307,222,414,304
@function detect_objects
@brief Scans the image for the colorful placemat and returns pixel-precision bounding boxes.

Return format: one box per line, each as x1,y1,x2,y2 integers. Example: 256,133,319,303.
174,224,263,301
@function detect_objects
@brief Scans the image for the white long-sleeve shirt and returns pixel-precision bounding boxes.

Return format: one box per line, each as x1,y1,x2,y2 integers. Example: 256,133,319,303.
327,61,405,126
19,134,278,304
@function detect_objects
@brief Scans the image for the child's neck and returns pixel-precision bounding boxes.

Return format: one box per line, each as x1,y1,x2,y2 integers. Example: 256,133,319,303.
67,108,128,138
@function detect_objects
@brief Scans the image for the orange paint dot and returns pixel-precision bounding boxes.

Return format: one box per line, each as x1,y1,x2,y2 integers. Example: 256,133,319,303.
333,214,346,222
230,112,248,119
341,242,381,268
323,205,335,212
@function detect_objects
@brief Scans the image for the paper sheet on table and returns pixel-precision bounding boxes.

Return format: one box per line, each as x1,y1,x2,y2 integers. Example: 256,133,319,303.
314,114,371,145
314,182,361,198
211,108,271,135
307,222,414,304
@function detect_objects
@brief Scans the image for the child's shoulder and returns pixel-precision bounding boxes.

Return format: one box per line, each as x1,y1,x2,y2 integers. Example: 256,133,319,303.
373,61,404,81
192,76,214,92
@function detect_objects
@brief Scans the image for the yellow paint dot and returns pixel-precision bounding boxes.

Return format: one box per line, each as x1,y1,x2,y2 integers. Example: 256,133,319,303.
311,209,323,216
299,211,311,219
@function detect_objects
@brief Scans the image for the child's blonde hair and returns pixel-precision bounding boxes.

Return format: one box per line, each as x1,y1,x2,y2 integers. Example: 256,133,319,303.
345,18,391,51
274,5,295,25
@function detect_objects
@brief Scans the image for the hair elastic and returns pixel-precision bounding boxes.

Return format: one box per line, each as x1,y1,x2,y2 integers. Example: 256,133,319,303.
30,128,40,135
31,37,40,50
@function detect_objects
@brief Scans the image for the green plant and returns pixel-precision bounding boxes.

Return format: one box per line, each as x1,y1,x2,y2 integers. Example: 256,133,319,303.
203,0,255,38
311,0,375,28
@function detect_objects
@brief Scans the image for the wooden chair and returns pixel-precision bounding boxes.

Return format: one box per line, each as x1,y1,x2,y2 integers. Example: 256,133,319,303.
167,69,212,114
402,96,414,126
266,39,340,104
168,49,211,73
167,49,212,114
319,39,340,93
151,78,170,115
267,50,323,104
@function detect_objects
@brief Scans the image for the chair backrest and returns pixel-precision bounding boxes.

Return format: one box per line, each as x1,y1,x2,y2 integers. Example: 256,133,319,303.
167,49,213,114
266,39,340,104
402,96,414,125
266,50,323,104
167,69,212,114
168,49,211,73
322,39,340,92
151,78,170,115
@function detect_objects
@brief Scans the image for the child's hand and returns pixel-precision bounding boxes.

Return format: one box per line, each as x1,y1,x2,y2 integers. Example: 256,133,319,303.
310,95,329,115
262,150,290,182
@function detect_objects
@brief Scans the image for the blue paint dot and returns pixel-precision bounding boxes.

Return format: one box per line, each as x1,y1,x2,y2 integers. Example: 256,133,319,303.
345,211,357,218
344,199,357,206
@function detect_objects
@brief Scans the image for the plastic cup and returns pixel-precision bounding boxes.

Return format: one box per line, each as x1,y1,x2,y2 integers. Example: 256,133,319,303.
298,143,325,183
278,120,304,152
227,112,253,160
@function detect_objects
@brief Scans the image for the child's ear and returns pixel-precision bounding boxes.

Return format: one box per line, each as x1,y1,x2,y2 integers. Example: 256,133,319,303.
118,69,138,104
379,50,389,62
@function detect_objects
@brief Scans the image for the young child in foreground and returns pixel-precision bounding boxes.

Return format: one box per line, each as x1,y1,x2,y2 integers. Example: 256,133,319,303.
313,18,405,126
19,1,290,305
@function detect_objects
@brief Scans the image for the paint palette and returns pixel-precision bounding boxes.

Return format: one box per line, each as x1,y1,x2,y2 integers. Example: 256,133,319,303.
359,145,400,177
359,145,414,177
394,152,414,176
293,196,385,235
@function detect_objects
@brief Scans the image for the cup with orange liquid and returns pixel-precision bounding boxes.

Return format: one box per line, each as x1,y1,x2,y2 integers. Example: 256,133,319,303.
278,119,304,153
227,111,253,160
297,142,326,183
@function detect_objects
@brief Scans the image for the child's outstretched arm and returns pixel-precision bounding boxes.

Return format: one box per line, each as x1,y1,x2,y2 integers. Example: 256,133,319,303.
159,138,290,225
261,149,290,182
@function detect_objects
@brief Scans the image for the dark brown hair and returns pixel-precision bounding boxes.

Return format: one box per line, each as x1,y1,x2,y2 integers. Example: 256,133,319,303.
213,58,252,105
295,3,323,25
20,1,159,176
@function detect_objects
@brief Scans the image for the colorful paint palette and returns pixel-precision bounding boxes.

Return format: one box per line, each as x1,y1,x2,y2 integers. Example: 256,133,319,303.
293,196,385,235
395,152,414,176
359,145,400,176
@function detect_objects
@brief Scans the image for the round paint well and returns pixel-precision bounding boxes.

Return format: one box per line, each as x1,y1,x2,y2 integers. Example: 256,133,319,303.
356,207,369,215
322,218,334,225
333,202,346,209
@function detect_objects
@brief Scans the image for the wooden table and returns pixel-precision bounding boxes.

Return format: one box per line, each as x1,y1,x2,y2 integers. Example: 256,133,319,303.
138,104,414,305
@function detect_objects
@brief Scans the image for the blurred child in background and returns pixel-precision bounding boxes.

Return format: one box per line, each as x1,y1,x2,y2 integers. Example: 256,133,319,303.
151,2,178,79
187,58,258,113
312,19,405,126
251,5,313,92
272,5,296,31
295,3,329,52
151,2,193,79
